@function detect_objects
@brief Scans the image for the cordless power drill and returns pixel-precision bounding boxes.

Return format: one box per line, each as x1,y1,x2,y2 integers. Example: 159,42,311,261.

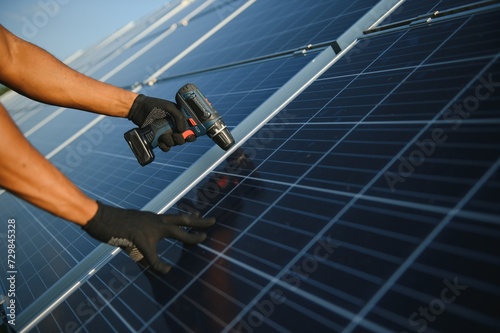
124,83,235,166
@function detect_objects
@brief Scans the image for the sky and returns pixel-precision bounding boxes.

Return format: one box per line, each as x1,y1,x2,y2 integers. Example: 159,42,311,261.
0,0,171,60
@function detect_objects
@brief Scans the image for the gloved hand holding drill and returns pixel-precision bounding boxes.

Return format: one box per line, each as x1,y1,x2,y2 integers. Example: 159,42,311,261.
0,24,214,275
128,94,197,152
125,84,235,166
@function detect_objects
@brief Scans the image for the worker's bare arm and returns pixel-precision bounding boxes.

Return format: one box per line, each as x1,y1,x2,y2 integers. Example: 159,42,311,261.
0,26,215,274
0,24,137,117
0,103,97,225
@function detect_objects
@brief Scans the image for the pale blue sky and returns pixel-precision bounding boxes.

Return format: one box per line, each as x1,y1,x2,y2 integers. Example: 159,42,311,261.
0,0,170,60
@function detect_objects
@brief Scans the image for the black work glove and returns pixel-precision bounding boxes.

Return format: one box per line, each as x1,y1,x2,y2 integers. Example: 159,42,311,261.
83,201,215,274
128,94,196,152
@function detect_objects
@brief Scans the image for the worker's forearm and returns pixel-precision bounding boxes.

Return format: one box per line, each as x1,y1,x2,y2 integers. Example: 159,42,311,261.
0,25,137,117
0,103,96,225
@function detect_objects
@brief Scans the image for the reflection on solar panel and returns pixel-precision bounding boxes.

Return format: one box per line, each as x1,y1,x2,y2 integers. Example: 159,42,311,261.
1,0,499,332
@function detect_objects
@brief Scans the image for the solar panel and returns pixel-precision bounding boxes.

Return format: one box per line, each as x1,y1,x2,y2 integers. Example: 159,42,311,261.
1,0,499,332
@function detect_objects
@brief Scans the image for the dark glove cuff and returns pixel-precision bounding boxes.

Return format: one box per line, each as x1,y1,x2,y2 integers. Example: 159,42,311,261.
128,94,148,126
83,201,127,242
82,201,110,242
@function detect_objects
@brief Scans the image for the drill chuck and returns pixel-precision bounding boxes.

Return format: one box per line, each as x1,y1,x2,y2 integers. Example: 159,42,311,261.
124,83,235,166
205,118,234,150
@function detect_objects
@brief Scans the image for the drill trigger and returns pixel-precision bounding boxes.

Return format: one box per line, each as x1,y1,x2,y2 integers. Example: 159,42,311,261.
182,130,195,140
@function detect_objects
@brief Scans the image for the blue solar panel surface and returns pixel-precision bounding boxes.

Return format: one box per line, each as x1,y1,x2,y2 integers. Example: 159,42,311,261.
379,0,496,23
1,0,372,325
1,0,499,332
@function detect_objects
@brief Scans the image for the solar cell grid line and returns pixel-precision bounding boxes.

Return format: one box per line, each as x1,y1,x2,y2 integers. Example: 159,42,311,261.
322,18,494,332
2,95,39,123
230,0,354,55
104,0,252,87
85,0,218,83
286,175,499,230
222,47,427,333
11,1,215,330
0,1,191,178
141,50,349,214
14,104,57,132
84,280,137,332
76,0,406,322
10,0,388,154
378,0,487,25
79,249,226,331
10,0,227,153
69,55,314,205
221,153,499,238
11,0,200,141
18,200,81,267
1,198,87,309
364,15,496,304
54,1,404,326
139,29,400,333
142,0,405,217
11,1,258,156
3,14,153,135
124,240,362,332
143,0,257,85
159,0,388,78
67,1,190,76
81,0,190,75
212,11,500,332
96,0,221,83
14,36,324,330
43,44,346,332
196,244,393,333
409,256,500,300
298,0,373,43
342,158,500,333
6,1,496,330
87,0,196,81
